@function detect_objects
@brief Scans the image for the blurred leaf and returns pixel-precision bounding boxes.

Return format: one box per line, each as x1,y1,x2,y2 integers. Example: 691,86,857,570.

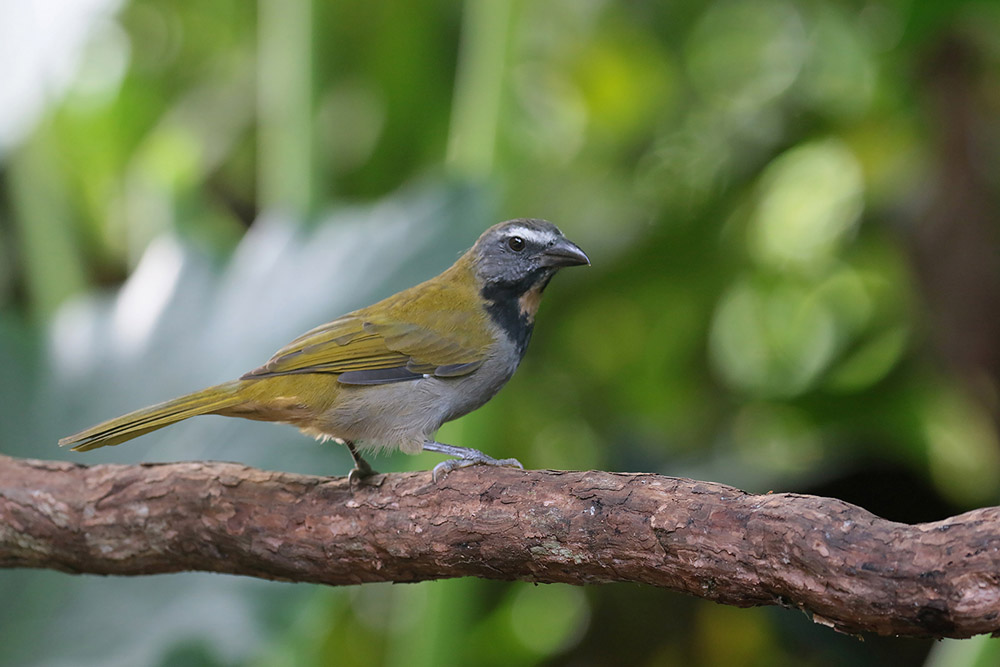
750,139,864,274
7,135,88,320
921,386,1000,506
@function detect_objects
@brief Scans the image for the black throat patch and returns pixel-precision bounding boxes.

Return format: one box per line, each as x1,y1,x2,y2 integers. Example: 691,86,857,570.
481,269,552,357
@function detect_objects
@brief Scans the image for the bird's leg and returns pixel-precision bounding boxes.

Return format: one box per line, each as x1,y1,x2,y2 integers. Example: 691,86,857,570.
422,441,523,482
344,440,379,486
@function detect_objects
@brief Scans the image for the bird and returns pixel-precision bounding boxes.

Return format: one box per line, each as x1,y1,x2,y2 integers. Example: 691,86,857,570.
59,218,590,482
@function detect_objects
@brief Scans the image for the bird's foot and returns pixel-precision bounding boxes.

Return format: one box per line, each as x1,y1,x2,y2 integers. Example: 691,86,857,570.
344,440,380,488
347,463,381,488
423,441,523,483
432,455,523,483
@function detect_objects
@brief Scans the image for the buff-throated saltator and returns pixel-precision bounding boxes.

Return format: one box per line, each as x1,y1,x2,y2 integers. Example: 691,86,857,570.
60,219,590,481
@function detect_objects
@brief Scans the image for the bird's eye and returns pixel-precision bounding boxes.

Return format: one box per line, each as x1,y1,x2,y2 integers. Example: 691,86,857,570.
508,236,526,252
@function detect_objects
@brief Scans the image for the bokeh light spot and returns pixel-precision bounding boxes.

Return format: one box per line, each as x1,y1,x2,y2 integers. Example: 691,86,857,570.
751,138,864,272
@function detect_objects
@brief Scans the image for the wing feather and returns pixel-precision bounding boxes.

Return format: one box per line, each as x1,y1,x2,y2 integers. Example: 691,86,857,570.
241,293,492,382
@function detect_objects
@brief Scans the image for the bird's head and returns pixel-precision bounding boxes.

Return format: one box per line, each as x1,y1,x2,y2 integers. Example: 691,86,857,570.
470,218,590,292
466,219,589,352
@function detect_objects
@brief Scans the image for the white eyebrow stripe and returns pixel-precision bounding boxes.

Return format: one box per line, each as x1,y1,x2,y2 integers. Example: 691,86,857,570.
505,226,551,245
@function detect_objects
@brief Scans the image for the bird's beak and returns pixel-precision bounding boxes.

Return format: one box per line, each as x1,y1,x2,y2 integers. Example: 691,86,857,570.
541,238,590,268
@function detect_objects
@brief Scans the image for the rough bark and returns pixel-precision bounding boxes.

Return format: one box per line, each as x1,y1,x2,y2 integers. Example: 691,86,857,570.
2,454,999,639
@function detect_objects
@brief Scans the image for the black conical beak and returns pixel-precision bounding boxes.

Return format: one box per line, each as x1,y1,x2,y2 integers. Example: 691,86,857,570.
541,238,590,268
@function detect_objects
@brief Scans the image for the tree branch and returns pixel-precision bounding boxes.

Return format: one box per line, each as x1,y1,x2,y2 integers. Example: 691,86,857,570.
2,454,998,638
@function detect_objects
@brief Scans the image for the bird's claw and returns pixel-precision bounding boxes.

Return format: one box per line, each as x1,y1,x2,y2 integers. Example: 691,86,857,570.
347,464,380,489
432,454,523,483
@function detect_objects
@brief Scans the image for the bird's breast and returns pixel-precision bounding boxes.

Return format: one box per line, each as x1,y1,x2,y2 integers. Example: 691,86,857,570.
436,335,521,422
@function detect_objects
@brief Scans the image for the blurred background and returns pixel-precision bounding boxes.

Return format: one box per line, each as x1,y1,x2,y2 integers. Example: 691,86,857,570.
2,0,1000,664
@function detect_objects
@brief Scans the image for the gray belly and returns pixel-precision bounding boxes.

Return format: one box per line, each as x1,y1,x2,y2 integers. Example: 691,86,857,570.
316,340,521,454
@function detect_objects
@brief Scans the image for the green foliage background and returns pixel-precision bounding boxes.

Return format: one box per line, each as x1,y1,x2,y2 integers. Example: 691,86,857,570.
3,0,1000,665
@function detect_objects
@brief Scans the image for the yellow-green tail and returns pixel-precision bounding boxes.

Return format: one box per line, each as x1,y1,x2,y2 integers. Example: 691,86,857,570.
59,381,246,452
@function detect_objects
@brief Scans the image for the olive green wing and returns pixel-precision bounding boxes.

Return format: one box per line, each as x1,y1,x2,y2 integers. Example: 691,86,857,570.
241,313,488,385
